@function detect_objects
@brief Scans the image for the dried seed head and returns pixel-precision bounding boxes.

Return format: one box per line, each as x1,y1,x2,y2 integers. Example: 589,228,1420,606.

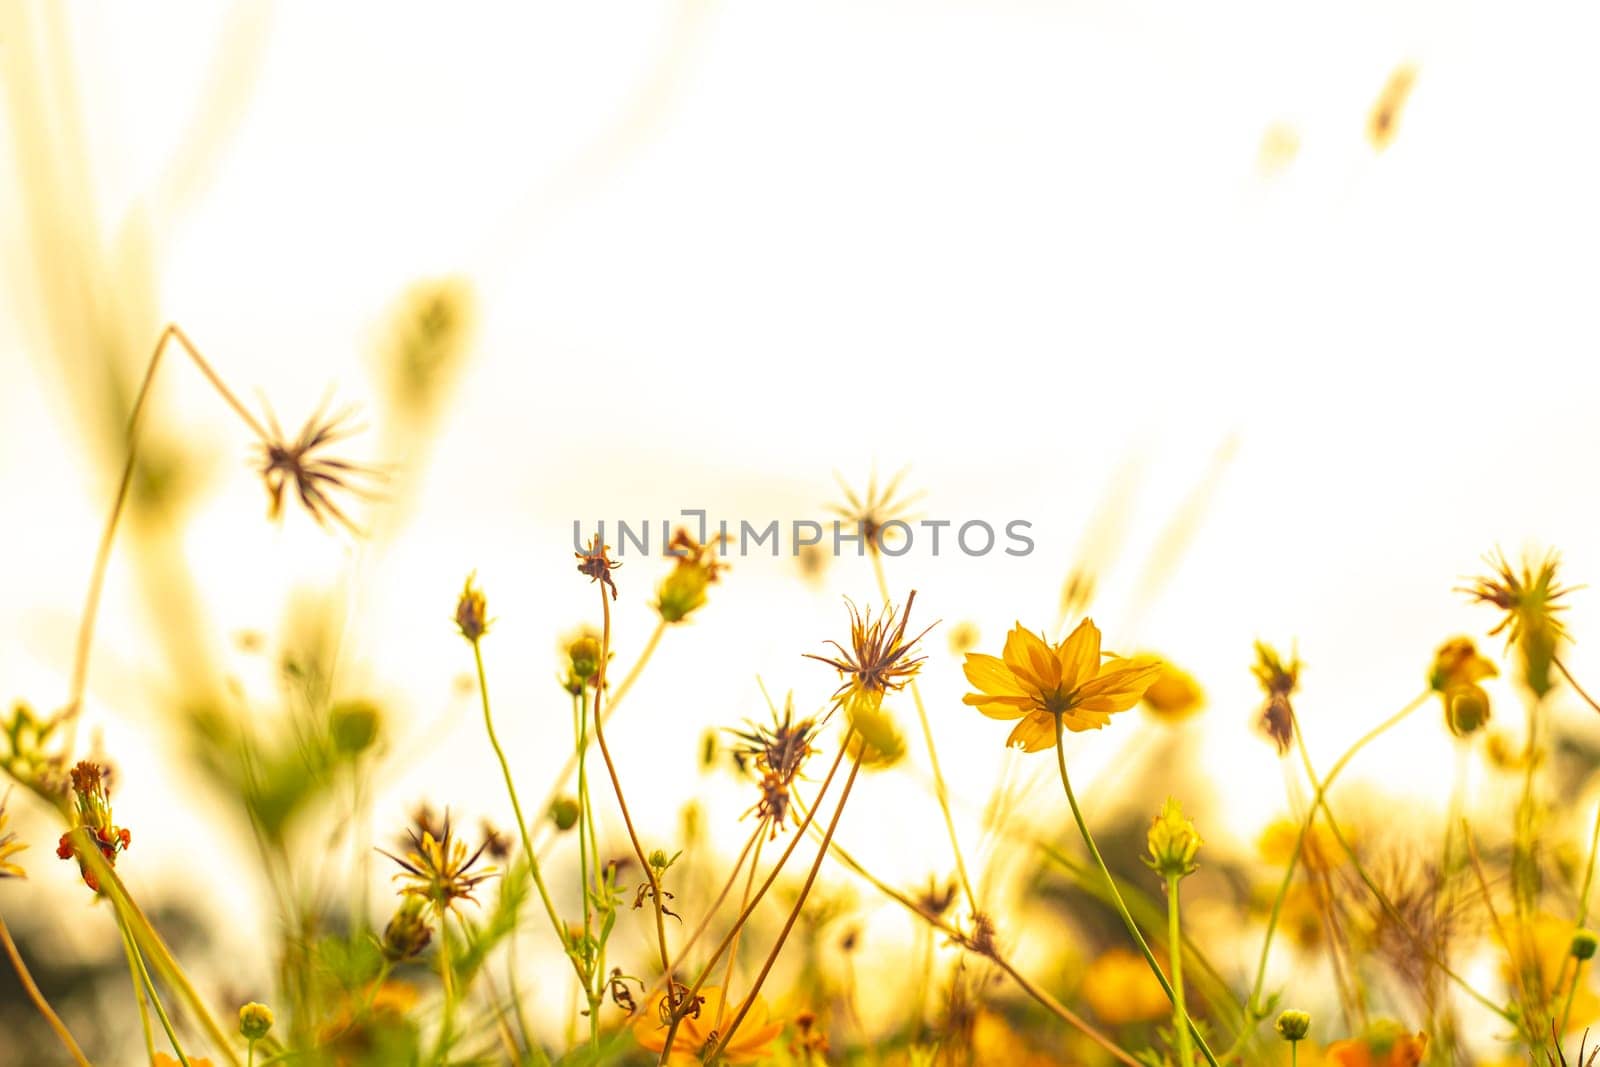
454,573,490,643
576,535,620,600
258,398,379,534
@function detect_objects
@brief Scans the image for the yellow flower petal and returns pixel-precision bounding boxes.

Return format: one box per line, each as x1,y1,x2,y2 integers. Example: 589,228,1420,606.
962,691,1034,719
1006,624,1060,692
962,653,1028,698
1007,712,1058,752
1056,617,1102,691
1074,657,1163,712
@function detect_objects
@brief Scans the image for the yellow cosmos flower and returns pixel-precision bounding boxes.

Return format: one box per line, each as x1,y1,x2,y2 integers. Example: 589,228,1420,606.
154,1057,215,1067
1258,817,1350,873
1141,661,1205,721
962,619,1162,752
635,987,784,1065
1081,948,1170,1024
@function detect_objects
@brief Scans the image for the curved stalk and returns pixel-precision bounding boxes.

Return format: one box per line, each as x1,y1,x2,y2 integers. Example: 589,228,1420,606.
0,911,91,1066
1052,713,1218,1067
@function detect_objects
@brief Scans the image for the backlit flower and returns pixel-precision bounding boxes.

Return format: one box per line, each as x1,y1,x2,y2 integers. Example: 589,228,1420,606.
1326,1022,1426,1067
962,618,1161,752
1080,948,1169,1024
1141,660,1205,721
379,810,496,916
634,986,784,1065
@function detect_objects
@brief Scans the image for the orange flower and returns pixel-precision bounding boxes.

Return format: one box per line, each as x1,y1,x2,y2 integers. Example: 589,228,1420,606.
1257,817,1349,872
1326,1023,1426,1067
1080,948,1169,1024
962,619,1161,752
634,987,784,1065
154,1056,215,1067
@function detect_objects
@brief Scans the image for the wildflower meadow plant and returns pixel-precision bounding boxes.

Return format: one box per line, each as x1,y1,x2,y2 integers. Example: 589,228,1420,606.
12,322,1600,1067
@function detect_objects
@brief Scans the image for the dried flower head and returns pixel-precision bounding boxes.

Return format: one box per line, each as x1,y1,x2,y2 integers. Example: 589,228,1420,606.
830,467,925,553
915,877,959,921
1461,549,1574,696
1252,642,1300,756
379,810,496,916
806,592,933,705
258,398,378,534
454,573,490,642
962,618,1162,752
0,790,26,879
576,535,620,600
730,698,819,821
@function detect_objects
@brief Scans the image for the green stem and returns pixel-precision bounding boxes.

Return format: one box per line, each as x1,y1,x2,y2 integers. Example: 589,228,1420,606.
870,553,978,916
1291,733,1517,1027
471,639,587,989
1052,713,1218,1067
790,788,1143,1067
71,830,242,1066
435,913,455,1062
116,917,158,1065
1561,957,1586,1036
129,929,191,1067
574,688,600,1049
1169,873,1195,1067
1246,692,1429,1019
533,620,668,859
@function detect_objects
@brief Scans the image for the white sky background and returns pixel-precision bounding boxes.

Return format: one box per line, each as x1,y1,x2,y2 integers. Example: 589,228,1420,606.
4,0,1600,1037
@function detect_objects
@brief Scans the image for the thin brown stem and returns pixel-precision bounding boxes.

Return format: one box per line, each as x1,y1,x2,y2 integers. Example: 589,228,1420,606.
654,737,854,1060
534,619,667,859
588,586,673,982
0,911,91,1066
712,746,866,1060
790,790,1142,1067
1556,656,1600,716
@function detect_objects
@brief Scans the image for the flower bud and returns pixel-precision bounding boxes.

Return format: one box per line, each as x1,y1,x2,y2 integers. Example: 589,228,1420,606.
239,1002,274,1041
656,564,711,624
561,631,603,693
1444,683,1491,738
1143,797,1202,880
548,796,580,832
1574,929,1599,961
1141,661,1205,721
382,897,434,962
329,700,382,756
1275,1010,1310,1042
